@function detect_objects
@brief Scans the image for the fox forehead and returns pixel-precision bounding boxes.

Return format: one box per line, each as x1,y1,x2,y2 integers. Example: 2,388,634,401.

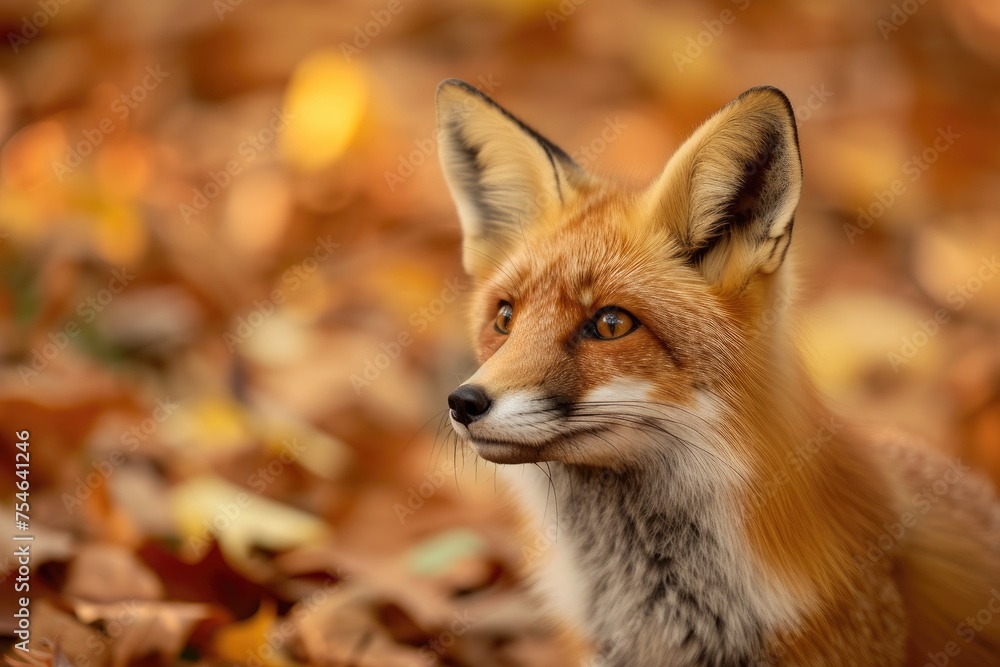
466,199,732,391
487,191,692,307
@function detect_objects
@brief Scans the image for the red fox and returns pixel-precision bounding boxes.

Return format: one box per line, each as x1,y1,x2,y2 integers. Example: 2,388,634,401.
434,79,1000,666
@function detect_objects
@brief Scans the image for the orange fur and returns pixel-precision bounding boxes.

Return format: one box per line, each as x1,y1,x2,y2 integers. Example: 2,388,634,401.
437,80,1000,665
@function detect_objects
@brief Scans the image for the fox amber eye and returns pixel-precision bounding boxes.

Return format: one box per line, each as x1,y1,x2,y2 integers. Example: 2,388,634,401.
590,307,638,340
494,301,513,334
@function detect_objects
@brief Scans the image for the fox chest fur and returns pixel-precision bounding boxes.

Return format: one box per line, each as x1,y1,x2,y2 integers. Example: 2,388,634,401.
434,79,1000,666
530,463,771,666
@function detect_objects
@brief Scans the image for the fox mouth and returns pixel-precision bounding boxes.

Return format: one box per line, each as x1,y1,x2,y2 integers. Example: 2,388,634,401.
458,425,613,465
466,436,550,464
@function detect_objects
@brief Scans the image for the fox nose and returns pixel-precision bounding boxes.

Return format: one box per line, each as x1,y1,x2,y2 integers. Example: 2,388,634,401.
448,384,492,426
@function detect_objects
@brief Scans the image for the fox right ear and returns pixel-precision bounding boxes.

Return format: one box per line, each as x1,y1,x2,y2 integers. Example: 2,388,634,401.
436,79,584,277
644,86,803,294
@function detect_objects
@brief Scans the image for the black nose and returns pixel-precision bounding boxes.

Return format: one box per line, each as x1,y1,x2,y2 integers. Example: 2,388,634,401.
448,384,492,426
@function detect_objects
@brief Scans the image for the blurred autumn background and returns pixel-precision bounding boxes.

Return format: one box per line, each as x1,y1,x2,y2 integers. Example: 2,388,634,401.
0,0,999,665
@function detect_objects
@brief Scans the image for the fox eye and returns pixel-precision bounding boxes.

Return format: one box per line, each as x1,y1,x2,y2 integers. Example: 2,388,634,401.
587,306,639,340
494,301,513,335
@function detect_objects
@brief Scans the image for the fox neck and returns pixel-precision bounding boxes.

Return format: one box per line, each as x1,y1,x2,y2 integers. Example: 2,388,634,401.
544,460,771,664
520,319,892,662
729,307,894,617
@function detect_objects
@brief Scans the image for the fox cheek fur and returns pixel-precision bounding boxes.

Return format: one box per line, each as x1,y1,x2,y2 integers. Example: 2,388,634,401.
435,79,1000,665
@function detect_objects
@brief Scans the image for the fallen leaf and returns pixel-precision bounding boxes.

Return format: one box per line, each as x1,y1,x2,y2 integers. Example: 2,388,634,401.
72,600,211,667
64,542,164,602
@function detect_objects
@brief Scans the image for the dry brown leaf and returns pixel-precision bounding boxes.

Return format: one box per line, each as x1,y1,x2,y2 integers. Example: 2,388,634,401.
64,543,164,603
72,600,211,667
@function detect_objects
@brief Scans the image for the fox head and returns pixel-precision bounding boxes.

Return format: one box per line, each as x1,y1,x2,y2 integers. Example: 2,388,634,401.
436,80,802,470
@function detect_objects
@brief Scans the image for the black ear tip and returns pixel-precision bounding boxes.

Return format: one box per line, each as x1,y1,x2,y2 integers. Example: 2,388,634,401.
738,85,796,121
436,78,477,99
438,78,468,90
750,84,788,96
741,85,790,103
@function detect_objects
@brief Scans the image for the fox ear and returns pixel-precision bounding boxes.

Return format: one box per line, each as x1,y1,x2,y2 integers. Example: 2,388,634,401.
436,79,583,276
645,86,802,293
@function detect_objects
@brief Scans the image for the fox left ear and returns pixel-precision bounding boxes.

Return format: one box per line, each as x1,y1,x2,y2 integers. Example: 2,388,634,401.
645,86,802,293
436,79,586,277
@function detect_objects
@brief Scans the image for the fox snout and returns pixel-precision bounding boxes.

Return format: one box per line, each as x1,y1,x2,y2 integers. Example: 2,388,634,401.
446,378,567,465
447,384,492,425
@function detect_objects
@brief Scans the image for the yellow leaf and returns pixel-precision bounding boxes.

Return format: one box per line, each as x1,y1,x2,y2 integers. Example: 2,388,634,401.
170,476,330,565
92,200,147,265
214,599,295,666
281,51,368,171
161,397,251,455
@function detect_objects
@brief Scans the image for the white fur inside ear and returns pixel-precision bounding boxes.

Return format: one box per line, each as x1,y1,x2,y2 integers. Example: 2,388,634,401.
642,87,802,290
436,81,576,276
